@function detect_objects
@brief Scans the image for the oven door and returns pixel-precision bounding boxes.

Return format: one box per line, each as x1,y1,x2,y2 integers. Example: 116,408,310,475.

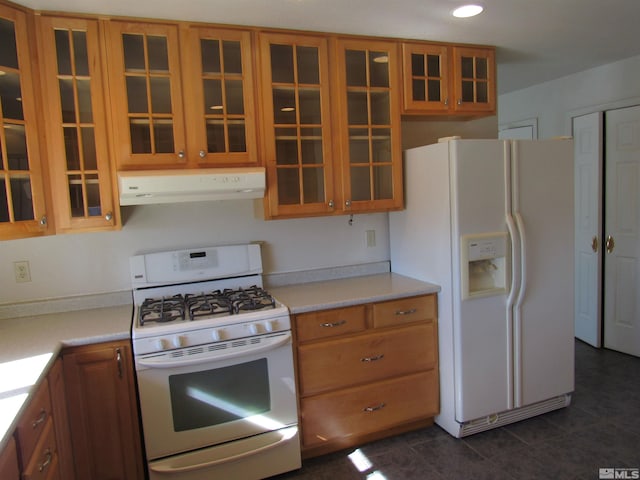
135,331,298,460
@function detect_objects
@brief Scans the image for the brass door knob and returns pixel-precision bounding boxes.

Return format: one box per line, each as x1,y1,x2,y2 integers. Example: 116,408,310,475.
591,236,599,253
606,235,615,254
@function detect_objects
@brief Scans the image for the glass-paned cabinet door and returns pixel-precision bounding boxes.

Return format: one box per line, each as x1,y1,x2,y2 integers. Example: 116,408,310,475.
401,43,449,113
259,33,334,218
0,5,48,239
182,27,257,166
38,16,117,232
452,46,495,114
107,21,186,168
337,39,402,212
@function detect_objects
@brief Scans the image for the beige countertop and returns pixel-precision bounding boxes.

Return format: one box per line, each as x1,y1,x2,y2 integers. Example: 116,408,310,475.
270,272,440,314
0,304,133,452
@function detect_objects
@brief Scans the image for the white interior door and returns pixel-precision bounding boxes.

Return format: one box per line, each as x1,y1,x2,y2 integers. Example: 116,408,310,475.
572,112,603,347
604,105,640,357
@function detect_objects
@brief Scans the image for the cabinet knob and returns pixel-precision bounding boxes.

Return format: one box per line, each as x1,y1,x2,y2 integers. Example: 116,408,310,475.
457,99,463,105
199,150,207,159
39,215,47,226
178,150,185,159
105,211,113,222
328,200,334,208
345,200,351,208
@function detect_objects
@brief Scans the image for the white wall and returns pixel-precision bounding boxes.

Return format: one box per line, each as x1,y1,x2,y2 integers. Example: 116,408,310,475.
0,200,389,303
498,54,640,138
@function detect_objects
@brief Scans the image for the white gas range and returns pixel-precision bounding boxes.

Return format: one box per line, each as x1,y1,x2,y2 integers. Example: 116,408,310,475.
130,244,301,480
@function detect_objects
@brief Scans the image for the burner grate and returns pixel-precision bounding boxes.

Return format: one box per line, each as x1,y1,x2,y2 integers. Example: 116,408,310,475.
139,295,186,326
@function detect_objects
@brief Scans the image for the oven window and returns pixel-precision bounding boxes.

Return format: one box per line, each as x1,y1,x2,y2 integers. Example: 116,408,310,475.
169,358,270,432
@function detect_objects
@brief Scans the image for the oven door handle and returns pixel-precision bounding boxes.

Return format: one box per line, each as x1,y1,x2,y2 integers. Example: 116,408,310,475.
137,332,291,369
148,426,298,474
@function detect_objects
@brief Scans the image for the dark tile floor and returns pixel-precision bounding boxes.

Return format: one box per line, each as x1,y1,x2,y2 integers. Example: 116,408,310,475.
273,340,640,480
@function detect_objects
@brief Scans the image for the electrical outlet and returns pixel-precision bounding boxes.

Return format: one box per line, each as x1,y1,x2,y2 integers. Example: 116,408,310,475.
14,261,31,283
366,230,376,247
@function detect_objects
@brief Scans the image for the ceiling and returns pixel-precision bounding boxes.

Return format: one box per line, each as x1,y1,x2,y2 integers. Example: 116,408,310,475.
13,0,640,94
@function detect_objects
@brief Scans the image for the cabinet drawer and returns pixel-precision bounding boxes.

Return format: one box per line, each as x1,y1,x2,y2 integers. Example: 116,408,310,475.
295,305,366,343
372,294,436,328
15,379,52,462
301,370,438,447
22,419,59,480
298,323,437,396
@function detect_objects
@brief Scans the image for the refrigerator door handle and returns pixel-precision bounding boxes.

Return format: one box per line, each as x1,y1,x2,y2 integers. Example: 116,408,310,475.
514,212,527,307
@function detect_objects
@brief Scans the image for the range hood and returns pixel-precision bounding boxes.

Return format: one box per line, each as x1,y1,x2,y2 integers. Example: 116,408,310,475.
118,167,265,206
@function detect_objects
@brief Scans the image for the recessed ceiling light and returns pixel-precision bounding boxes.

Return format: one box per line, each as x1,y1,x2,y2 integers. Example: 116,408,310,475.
452,4,484,18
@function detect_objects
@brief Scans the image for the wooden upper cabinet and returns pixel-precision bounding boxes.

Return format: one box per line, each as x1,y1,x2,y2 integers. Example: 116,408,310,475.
105,21,186,169
37,16,118,233
258,32,335,218
334,38,403,213
451,46,495,114
180,25,258,166
401,42,449,113
0,4,49,239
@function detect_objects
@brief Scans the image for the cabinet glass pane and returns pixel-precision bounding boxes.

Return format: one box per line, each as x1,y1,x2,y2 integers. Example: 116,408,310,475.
412,79,425,101
476,57,488,79
461,56,474,78
347,91,368,125
298,88,321,124
150,77,171,113
130,119,151,153
55,29,72,75
427,79,441,101
153,119,174,153
63,126,80,170
147,35,169,72
476,81,488,103
273,87,296,124
0,178,9,221
302,167,324,203
369,51,389,88
86,173,100,214
277,168,299,205
201,39,221,74
81,127,97,170
228,120,246,152
5,124,28,170
270,44,294,83
461,80,474,102
372,129,391,163
0,18,18,68
411,53,424,76
122,34,145,72
222,40,242,74
350,166,370,201
126,77,148,113
68,173,84,216
59,78,76,123
349,128,369,164
225,79,244,115
373,165,392,199
77,79,93,123
297,46,319,84
73,31,89,76
0,72,24,120
427,54,440,77
203,79,223,113
10,175,34,221
370,91,390,125
301,128,323,165
345,50,366,87
275,128,298,165
205,119,224,152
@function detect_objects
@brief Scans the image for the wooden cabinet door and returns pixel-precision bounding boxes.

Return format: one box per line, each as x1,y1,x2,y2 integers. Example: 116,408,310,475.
259,32,336,219
0,4,49,240
452,46,496,115
0,436,20,480
334,38,403,214
401,42,450,114
106,21,186,169
63,341,144,480
37,16,118,233
47,357,75,480
181,25,258,166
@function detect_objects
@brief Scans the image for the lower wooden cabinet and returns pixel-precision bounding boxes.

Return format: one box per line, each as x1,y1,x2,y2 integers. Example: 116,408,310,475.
62,340,145,480
0,436,20,480
293,294,439,457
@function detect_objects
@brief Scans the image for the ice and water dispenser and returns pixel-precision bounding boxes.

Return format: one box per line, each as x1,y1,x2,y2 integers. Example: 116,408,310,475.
461,233,509,299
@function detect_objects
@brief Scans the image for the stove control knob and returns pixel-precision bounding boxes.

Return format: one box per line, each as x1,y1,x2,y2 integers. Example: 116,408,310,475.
158,338,170,350
248,323,260,335
265,320,276,332
173,336,185,348
211,329,221,341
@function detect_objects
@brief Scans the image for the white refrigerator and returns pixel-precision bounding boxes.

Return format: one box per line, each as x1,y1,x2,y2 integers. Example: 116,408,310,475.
389,138,574,437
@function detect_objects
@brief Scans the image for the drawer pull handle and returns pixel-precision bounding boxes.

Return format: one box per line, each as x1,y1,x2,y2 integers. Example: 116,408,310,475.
320,320,346,328
363,403,386,413
361,354,384,362
395,308,417,316
38,449,52,472
32,409,47,429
